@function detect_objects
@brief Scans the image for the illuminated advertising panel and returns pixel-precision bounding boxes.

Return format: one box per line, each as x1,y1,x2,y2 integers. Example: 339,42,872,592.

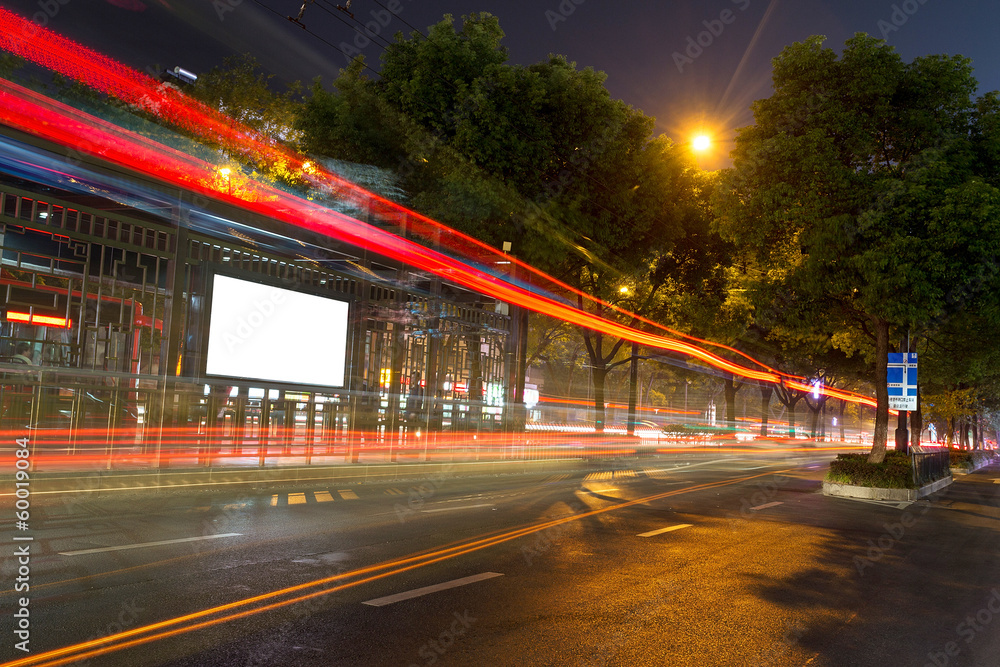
205,274,349,387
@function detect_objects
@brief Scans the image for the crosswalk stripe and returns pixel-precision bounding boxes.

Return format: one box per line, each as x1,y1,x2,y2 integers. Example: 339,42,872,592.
288,492,307,505
315,491,334,502
338,489,359,500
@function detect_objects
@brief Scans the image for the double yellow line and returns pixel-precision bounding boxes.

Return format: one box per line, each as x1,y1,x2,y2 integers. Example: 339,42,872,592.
4,468,789,667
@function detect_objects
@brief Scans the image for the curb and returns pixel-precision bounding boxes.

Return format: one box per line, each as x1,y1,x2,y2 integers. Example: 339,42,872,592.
822,475,953,502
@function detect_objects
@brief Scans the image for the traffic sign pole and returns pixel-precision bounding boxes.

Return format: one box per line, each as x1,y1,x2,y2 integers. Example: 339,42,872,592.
887,346,918,452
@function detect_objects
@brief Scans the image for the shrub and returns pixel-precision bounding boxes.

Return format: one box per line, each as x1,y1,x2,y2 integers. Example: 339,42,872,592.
950,449,999,471
950,451,974,467
826,451,915,489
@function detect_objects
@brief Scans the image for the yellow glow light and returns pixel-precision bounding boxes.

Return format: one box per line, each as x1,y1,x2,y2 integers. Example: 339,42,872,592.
692,135,711,151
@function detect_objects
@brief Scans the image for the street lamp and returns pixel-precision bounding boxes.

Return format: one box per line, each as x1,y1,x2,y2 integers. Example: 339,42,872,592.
218,167,232,195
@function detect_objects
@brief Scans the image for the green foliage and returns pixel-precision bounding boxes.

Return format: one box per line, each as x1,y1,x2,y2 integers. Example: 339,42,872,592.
826,452,915,489
716,33,1000,459
0,53,25,78
192,54,303,143
378,13,508,137
297,60,407,168
949,450,997,471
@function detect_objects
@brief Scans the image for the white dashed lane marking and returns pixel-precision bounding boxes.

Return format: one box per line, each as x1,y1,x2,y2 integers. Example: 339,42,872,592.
750,501,783,511
637,523,693,538
60,533,242,556
362,572,504,607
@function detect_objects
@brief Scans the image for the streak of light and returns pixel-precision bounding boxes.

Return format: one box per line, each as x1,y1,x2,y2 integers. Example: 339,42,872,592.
2,469,791,667
0,12,880,407
0,6,810,383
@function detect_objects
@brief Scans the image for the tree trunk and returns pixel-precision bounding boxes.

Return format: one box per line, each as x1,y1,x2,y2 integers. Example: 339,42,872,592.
759,384,773,437
784,396,803,437
627,343,638,435
909,387,922,450
869,316,891,463
774,385,804,438
723,375,742,436
803,393,827,440
592,365,607,432
839,400,846,442
821,402,827,440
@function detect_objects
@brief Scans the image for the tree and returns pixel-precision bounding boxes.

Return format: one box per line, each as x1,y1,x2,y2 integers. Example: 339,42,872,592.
296,58,407,168
716,34,1000,462
192,54,303,143
371,14,718,430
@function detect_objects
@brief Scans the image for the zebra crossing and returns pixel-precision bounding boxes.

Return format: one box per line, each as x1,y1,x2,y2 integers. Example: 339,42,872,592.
219,466,694,509
267,488,382,506
583,470,639,481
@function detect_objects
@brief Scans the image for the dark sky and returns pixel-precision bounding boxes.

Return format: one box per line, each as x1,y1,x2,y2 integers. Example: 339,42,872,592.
4,0,1000,168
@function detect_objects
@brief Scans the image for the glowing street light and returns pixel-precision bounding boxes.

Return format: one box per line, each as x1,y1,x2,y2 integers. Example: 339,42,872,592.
692,135,711,152
218,166,232,195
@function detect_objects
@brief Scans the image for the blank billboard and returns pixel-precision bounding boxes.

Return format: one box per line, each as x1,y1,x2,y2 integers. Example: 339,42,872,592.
205,274,349,387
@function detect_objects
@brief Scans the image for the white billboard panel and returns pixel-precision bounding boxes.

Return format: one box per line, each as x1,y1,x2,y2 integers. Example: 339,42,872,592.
205,274,349,387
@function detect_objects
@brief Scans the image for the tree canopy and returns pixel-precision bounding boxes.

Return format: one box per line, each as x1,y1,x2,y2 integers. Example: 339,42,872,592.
716,33,1000,459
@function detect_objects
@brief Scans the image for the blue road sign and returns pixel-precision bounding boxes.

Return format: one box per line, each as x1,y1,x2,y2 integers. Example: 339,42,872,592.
887,352,917,411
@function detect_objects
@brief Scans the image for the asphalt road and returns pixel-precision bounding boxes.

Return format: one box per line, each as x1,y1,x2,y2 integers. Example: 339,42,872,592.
3,452,1000,667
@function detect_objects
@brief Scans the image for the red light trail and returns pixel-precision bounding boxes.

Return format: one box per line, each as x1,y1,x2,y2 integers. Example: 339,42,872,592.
0,6,806,381
0,8,877,408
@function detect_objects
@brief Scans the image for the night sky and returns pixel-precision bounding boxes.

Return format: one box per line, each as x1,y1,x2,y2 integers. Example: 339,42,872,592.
3,0,1000,168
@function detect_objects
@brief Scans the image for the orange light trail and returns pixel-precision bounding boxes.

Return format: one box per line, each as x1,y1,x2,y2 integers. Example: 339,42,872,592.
0,469,791,667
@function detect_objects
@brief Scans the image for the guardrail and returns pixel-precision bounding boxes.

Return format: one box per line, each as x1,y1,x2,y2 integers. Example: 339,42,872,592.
911,449,951,486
